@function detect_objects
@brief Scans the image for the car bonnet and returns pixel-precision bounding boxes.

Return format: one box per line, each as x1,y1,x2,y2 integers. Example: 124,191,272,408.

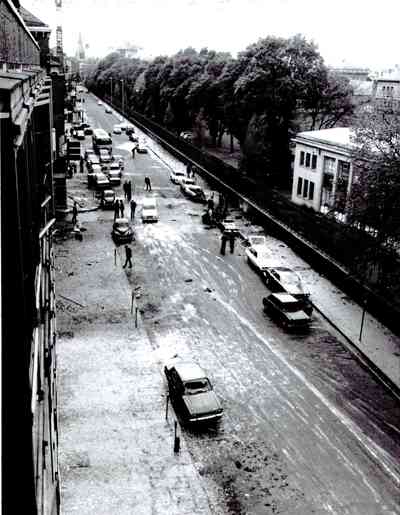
182,390,221,415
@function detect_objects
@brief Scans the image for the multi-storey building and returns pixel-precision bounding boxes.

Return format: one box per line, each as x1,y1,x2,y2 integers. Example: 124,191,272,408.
1,1,63,513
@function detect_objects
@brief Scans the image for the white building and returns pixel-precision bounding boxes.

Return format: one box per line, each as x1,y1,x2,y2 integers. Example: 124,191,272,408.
291,128,354,215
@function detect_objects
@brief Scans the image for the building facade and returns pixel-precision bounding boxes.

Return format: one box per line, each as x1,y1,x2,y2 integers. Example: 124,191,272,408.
291,128,354,216
1,2,62,513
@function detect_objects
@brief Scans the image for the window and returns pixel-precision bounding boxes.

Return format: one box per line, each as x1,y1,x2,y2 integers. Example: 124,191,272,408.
300,151,305,166
309,181,314,200
305,153,310,167
311,154,317,169
297,177,303,195
323,156,336,174
303,179,309,198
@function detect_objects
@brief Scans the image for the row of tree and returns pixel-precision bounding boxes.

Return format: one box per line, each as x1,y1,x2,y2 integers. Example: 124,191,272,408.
86,35,354,186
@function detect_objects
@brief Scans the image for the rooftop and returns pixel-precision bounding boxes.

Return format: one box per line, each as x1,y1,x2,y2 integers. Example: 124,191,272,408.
19,5,50,30
296,127,354,148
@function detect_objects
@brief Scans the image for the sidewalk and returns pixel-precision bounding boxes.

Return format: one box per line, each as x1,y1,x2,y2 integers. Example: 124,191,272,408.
56,179,213,514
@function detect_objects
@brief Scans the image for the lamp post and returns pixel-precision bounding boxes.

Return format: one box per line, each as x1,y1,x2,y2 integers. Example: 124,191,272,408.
120,79,125,113
359,298,367,342
110,78,113,105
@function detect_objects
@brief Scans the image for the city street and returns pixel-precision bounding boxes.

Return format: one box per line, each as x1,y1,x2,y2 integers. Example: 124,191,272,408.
56,93,400,514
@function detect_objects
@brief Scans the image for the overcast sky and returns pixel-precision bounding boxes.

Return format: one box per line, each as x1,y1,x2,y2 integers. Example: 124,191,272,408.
22,0,400,70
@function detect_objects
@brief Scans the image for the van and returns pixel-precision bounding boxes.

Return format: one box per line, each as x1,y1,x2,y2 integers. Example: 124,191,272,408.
141,197,158,223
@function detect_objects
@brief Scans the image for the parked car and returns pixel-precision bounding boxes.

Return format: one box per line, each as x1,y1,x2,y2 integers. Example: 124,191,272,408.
164,357,223,425
245,237,275,273
107,166,121,186
125,125,135,135
170,170,186,184
179,177,195,188
112,217,134,244
87,164,102,187
112,154,124,170
129,133,139,143
180,131,194,143
84,149,96,161
262,266,313,315
105,106,112,113
100,189,116,209
141,197,158,223
97,100,103,106
219,218,239,235
84,126,93,135
93,172,110,190
181,183,207,203
99,148,112,163
76,129,85,140
113,124,122,135
136,143,148,154
86,155,100,172
262,293,311,330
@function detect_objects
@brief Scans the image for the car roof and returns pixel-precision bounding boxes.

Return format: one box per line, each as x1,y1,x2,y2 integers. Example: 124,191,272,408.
104,189,114,194
173,361,207,382
270,293,298,303
115,217,129,223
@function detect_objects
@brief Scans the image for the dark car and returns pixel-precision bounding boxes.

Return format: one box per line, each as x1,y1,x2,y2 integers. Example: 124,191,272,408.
100,189,116,209
164,357,223,425
262,293,311,331
262,266,313,315
125,125,135,135
84,126,93,135
129,133,139,143
111,218,134,244
180,183,207,203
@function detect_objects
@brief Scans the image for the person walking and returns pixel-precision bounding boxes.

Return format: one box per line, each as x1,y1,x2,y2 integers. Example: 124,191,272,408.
122,244,133,269
119,199,125,218
123,180,128,200
229,232,235,254
113,199,120,221
186,163,192,177
144,176,152,191
131,145,136,159
127,180,132,202
130,198,137,220
79,157,84,174
220,230,229,256
72,201,78,226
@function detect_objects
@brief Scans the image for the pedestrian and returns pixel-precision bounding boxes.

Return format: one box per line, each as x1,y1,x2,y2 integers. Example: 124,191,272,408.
119,199,125,218
113,199,120,220
229,232,235,254
79,157,84,174
131,145,136,159
207,194,214,211
191,166,196,180
130,198,137,220
122,244,133,269
220,230,228,256
127,180,132,202
72,201,78,226
186,163,192,177
144,176,152,191
123,180,128,200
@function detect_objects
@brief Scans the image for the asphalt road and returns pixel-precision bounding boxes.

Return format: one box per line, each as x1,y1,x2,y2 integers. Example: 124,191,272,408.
66,92,400,514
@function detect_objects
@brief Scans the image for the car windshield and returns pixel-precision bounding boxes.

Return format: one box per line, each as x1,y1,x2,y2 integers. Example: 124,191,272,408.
276,269,300,286
184,379,211,394
116,221,129,228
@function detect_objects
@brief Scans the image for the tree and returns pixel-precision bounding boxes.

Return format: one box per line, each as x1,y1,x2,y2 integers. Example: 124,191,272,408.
347,109,400,288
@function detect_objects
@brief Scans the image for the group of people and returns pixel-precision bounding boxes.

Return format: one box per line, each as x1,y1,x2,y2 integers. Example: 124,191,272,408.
123,180,133,201
220,230,236,255
114,197,137,221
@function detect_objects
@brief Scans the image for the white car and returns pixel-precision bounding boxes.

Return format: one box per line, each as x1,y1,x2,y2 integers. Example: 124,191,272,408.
97,100,102,106
245,240,276,273
179,177,195,188
113,124,122,134
141,197,158,223
170,170,186,184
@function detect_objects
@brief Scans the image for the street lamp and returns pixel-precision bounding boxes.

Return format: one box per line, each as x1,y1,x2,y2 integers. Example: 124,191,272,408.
110,78,113,105
359,298,368,342
120,79,125,113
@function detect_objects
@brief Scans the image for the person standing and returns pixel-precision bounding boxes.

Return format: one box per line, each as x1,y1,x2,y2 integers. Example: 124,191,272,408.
122,245,133,269
79,157,84,174
130,198,137,220
113,199,120,221
123,180,128,200
119,199,125,218
186,163,192,177
72,201,78,226
229,232,235,254
220,230,228,255
131,145,136,159
144,177,152,191
127,181,132,202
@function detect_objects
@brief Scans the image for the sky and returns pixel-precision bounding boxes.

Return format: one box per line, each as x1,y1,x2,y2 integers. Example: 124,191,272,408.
21,0,400,70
